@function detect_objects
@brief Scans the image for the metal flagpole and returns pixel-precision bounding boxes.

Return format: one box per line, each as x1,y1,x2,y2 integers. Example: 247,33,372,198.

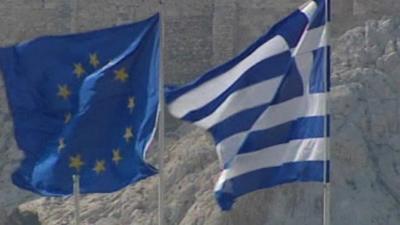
70,1,80,225
322,0,331,225
70,0,78,33
73,175,81,225
158,1,166,225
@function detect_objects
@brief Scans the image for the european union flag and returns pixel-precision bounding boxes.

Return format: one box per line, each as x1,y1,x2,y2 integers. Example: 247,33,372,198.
0,15,160,195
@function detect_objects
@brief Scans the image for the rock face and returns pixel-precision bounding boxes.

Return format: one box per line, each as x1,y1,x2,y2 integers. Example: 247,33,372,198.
0,0,400,225
1,17,400,225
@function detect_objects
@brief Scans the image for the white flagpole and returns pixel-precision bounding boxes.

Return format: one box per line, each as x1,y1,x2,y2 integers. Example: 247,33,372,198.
70,0,78,33
70,1,80,224
322,0,331,225
73,175,81,225
158,2,166,225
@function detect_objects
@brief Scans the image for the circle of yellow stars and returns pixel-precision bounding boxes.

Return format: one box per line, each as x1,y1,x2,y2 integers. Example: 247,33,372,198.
112,148,123,165
114,68,129,82
57,84,71,100
89,53,100,68
60,52,136,174
128,97,135,113
73,63,86,78
123,127,134,143
69,154,85,172
93,160,106,174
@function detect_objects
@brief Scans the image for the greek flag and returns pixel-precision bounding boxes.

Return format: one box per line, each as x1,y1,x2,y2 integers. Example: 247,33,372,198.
166,0,330,210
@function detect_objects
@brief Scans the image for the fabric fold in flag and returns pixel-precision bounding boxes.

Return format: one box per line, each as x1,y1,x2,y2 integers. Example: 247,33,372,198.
0,14,160,195
166,0,330,210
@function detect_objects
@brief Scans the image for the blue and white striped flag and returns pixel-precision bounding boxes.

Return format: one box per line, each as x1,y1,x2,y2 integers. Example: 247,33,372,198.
166,0,330,210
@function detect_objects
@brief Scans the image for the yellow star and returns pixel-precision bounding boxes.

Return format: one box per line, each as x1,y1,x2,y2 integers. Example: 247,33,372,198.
58,138,66,152
93,160,106,174
69,154,84,172
57,84,71,100
128,97,135,113
123,127,134,142
89,53,100,68
114,68,129,82
73,63,86,78
64,113,72,124
112,149,123,165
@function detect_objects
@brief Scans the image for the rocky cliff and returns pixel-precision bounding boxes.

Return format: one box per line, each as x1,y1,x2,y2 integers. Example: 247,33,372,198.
1,0,400,225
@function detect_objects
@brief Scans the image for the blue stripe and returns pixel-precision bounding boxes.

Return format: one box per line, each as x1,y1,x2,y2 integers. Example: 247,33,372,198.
327,46,331,91
275,10,308,48
309,0,328,29
238,116,326,154
209,103,269,143
215,160,327,210
182,52,291,122
210,61,304,143
270,59,304,104
327,114,330,137
165,10,308,104
326,0,331,22
310,47,329,93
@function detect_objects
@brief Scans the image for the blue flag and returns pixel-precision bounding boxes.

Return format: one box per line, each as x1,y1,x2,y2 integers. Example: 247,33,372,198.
166,0,329,210
0,15,160,195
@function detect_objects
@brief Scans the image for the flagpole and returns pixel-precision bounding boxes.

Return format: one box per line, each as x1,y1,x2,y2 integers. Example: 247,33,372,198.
73,175,81,225
322,0,331,225
70,0,78,33
70,1,80,224
158,1,166,225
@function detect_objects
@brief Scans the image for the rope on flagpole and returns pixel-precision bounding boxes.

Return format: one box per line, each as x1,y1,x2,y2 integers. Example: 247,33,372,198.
323,0,331,225
158,1,166,225
73,175,81,225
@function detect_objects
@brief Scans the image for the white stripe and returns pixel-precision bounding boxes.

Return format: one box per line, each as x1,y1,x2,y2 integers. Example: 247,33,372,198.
295,24,328,55
299,1,318,20
214,137,326,191
253,93,326,130
194,76,284,129
216,132,248,168
168,35,290,118
295,53,314,94
216,93,326,166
